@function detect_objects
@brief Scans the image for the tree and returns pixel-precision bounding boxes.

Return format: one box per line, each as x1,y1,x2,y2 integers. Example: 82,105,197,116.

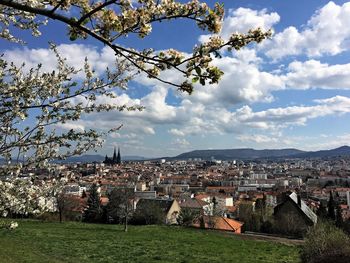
56,192,76,223
300,221,350,263
0,0,271,170
132,199,165,225
81,190,87,199
107,187,135,231
0,46,138,174
238,202,255,231
177,207,200,227
335,205,343,228
316,202,328,219
83,183,102,223
207,196,226,229
255,195,267,221
327,191,336,220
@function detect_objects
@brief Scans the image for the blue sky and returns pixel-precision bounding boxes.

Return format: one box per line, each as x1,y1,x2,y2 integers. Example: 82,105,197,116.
3,1,350,157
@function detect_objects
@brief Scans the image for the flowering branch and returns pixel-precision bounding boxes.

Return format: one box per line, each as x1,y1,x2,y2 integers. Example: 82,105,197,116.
0,0,271,93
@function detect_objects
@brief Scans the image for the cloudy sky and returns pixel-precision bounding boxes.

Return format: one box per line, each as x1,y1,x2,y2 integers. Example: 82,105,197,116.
3,0,350,157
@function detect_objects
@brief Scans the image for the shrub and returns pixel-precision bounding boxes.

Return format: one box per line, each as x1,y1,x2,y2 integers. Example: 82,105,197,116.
177,208,200,227
300,220,350,263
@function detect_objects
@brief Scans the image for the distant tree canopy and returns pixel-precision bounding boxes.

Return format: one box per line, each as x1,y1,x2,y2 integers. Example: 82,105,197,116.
0,0,271,170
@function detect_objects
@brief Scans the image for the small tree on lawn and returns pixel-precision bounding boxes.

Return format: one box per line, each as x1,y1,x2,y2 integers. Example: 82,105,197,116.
56,192,78,223
83,183,102,223
107,187,135,231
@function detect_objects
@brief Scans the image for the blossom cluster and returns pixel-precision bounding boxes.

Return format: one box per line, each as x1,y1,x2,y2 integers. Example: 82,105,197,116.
0,178,57,217
0,220,18,230
8,221,18,230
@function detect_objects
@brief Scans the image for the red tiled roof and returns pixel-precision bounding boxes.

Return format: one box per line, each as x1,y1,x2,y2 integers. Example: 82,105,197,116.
100,197,109,206
180,198,208,209
193,216,243,232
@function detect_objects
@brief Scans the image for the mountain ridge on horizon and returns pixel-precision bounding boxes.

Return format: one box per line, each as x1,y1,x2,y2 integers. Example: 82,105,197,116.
171,145,350,160
53,145,350,163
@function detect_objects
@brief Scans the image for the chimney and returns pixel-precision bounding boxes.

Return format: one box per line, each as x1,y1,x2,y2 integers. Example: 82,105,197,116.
297,194,302,207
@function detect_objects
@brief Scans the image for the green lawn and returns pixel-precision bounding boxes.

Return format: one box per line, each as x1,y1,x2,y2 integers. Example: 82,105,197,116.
0,220,300,263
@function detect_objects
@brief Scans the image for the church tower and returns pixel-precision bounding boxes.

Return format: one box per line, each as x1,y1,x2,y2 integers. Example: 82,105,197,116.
103,146,121,165
116,147,121,164
112,146,117,162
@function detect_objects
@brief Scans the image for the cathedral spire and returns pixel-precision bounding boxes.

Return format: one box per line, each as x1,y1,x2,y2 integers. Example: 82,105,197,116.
112,146,117,161
117,147,121,164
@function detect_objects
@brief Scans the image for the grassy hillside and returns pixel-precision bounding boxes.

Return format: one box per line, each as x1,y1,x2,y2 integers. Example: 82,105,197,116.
0,220,300,263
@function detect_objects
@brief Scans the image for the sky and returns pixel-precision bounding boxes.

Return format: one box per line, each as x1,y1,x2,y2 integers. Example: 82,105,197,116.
2,0,350,157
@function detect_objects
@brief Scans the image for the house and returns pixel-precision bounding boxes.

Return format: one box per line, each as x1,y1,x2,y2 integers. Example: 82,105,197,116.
179,198,212,215
135,198,181,224
274,192,317,236
193,216,244,233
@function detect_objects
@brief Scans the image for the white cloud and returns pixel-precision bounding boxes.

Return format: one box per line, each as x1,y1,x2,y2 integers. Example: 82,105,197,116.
171,138,190,148
189,55,283,107
3,44,117,77
199,7,279,43
232,96,350,130
168,128,185,137
221,8,280,36
262,1,350,60
237,134,278,144
237,134,295,147
284,60,350,89
56,122,85,132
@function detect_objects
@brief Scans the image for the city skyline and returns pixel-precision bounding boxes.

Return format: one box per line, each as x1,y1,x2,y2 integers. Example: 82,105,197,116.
2,0,350,157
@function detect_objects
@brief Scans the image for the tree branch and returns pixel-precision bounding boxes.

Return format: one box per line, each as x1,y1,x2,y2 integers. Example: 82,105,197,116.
77,0,118,24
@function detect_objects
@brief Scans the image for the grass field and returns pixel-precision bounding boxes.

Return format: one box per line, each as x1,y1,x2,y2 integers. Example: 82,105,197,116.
0,220,301,263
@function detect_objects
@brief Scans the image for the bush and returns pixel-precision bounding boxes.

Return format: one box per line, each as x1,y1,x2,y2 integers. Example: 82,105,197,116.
260,220,273,234
131,202,165,225
177,208,200,227
300,220,350,263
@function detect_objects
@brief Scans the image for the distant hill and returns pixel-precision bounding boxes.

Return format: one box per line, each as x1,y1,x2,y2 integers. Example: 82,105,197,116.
170,146,350,160
3,146,350,164
289,146,350,159
172,148,305,160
